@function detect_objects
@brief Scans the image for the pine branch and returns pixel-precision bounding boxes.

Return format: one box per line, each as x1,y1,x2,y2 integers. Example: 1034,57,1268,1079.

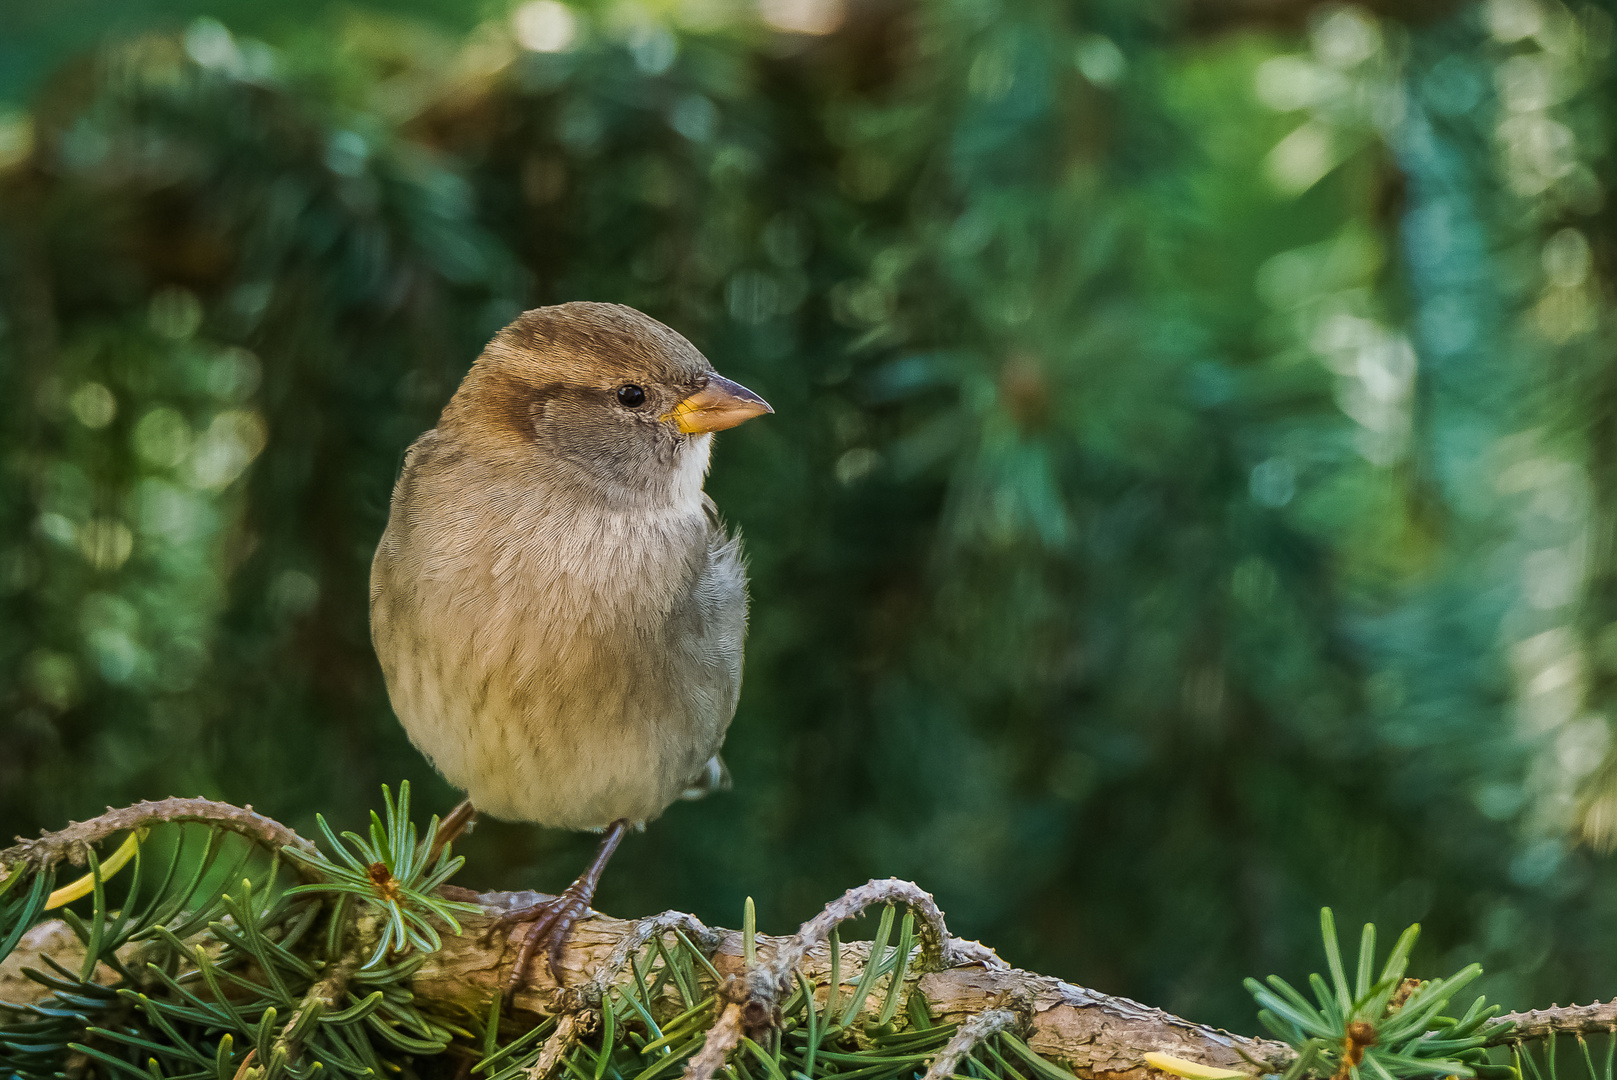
7,894,1289,1079
0,799,1292,1080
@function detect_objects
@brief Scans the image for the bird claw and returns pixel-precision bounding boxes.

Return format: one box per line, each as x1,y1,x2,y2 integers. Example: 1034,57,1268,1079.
484,820,628,1002
492,885,595,996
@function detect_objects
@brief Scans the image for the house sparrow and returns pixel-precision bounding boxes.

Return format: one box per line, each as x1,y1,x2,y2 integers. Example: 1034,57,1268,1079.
369,302,771,988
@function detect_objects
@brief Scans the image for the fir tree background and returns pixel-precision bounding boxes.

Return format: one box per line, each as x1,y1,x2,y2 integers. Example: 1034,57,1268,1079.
3,0,1617,1038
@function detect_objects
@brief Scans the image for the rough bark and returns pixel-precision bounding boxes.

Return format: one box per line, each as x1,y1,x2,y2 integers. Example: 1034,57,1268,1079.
1488,1000,1617,1042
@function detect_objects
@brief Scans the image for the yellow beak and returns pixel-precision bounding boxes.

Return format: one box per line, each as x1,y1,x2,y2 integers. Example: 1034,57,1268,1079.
667,373,774,434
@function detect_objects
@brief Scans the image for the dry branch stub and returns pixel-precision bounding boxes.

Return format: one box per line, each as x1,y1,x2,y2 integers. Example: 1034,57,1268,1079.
921,1008,1023,1080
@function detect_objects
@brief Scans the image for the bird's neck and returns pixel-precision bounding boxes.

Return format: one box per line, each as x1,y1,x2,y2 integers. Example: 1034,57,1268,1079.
539,431,712,517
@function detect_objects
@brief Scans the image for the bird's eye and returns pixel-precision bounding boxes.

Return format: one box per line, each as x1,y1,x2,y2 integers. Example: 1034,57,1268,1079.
617,385,647,408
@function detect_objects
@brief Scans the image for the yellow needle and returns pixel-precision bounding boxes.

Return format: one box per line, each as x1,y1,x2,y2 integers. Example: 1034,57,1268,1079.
1142,1053,1248,1080
44,829,144,910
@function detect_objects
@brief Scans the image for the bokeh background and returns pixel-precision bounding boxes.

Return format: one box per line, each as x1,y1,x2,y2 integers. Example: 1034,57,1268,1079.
3,0,1616,1033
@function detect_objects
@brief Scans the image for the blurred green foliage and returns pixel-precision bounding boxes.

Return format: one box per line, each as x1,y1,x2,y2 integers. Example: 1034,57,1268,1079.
5,0,1617,1033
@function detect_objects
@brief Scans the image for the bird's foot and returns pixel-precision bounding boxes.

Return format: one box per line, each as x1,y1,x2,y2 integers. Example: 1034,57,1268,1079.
490,883,596,995
486,820,630,999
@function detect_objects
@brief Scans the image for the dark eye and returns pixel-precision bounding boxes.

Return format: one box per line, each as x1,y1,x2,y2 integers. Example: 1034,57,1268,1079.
617,384,647,408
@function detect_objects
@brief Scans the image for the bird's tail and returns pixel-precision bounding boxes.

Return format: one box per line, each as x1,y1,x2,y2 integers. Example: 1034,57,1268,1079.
680,755,731,800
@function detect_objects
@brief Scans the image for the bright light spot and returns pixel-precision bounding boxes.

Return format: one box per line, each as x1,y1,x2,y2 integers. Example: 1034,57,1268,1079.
671,95,718,142
79,519,134,571
461,23,518,76
325,131,370,178
1253,232,1381,309
207,347,263,402
1542,228,1590,288
1556,716,1608,778
1311,314,1417,465
1354,334,1416,404
513,1,579,52
136,479,209,543
1485,0,1542,42
629,24,677,75
1533,284,1595,342
834,448,881,485
1497,113,1575,195
1311,5,1381,69
1524,547,1580,609
189,410,267,490
184,18,243,71
1512,627,1581,736
88,627,141,683
1253,56,1343,112
134,408,194,469
1496,53,1561,113
1496,456,1585,520
1265,120,1337,194
968,44,1016,101
37,512,77,547
69,382,117,429
1249,459,1296,508
0,110,34,171
1075,35,1125,87
1584,787,1617,851
759,0,844,36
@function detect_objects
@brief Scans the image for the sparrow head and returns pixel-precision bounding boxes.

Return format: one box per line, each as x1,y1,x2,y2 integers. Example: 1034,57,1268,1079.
439,302,772,506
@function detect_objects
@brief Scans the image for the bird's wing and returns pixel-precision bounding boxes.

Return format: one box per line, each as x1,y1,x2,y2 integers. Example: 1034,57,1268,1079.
370,429,443,605
661,493,748,801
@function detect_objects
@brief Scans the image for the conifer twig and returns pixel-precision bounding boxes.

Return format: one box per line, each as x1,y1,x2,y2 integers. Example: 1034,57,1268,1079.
1,798,320,878
681,1002,743,1080
1490,1000,1617,1042
921,1008,1023,1080
528,1012,586,1080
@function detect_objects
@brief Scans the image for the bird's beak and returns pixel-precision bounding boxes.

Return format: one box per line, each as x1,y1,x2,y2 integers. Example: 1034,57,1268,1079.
667,374,774,434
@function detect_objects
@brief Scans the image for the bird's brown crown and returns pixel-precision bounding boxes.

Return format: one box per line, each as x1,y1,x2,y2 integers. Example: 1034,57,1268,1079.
440,302,713,445
490,303,710,388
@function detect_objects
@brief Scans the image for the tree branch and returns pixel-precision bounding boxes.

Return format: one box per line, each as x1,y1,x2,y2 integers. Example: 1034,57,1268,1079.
3,886,1291,1080
1,798,318,877
1490,1000,1617,1042
418,888,1292,1080
1,802,1291,1080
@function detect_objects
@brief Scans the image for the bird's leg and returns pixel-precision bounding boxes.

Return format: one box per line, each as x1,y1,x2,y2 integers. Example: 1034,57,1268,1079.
429,799,477,862
492,820,630,993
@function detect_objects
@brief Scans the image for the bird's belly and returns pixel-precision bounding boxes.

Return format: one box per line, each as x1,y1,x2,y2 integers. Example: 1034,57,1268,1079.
381,614,721,830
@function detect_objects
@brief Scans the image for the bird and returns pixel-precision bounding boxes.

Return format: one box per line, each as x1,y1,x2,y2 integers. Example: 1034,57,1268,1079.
368,301,772,990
